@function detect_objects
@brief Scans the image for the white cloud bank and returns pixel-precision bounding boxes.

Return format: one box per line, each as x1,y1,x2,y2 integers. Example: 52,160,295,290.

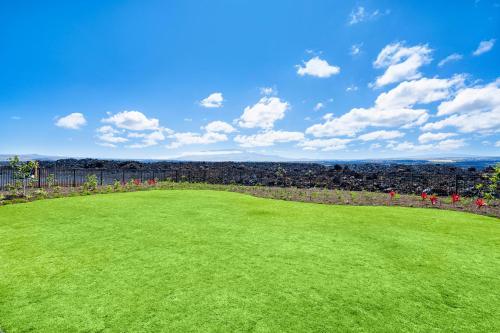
306,76,463,138
422,79,500,133
234,130,304,148
55,113,87,130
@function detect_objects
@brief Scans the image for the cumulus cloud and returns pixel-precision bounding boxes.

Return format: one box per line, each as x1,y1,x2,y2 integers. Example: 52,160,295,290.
358,130,404,141
296,56,340,78
307,107,428,138
422,79,500,133
55,113,87,130
167,131,228,149
438,53,463,67
389,139,465,152
418,132,457,143
298,138,352,151
237,97,289,129
200,92,224,108
203,121,236,133
234,130,304,148
372,43,432,88
305,75,465,138
102,111,159,131
374,75,464,109
127,130,166,148
95,126,128,147
472,39,495,56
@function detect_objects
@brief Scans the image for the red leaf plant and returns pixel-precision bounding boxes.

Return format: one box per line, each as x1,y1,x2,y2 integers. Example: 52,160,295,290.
451,193,460,204
475,198,486,209
147,178,157,186
430,194,438,205
389,190,396,199
421,192,428,200
133,178,141,186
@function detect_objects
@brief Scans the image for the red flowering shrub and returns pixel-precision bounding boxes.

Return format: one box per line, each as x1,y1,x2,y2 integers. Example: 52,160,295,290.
147,178,157,186
451,193,460,204
133,179,141,186
430,194,438,205
421,192,428,200
475,198,486,209
389,190,396,199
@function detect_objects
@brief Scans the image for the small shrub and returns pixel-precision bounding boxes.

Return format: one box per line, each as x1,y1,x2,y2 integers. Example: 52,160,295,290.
82,174,98,192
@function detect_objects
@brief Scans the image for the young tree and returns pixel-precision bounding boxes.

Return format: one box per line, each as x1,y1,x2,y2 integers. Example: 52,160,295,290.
8,155,39,197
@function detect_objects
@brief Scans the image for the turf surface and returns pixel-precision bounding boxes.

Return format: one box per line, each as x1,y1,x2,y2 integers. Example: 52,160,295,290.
1,190,499,332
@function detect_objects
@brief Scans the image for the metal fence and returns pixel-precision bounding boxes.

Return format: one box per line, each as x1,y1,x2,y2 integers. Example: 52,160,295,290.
0,165,490,196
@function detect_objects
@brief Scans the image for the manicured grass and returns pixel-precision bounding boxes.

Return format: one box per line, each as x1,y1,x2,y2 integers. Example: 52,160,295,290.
1,190,499,332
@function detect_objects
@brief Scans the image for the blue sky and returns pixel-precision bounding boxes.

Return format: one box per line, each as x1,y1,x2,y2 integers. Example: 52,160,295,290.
1,0,499,160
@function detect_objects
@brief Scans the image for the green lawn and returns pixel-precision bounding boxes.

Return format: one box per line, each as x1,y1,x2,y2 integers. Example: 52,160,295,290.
1,190,499,332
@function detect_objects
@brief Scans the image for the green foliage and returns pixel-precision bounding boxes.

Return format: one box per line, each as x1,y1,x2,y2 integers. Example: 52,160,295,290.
8,155,39,196
33,188,48,198
82,174,98,192
46,174,55,188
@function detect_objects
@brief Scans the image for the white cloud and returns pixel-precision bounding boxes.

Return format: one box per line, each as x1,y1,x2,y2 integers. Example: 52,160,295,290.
234,130,304,148
313,102,324,111
495,141,500,147
55,113,87,130
370,143,382,149
200,92,224,108
346,85,359,92
237,97,289,129
307,107,428,138
390,139,465,152
298,138,351,151
260,87,276,96
307,75,466,138
176,150,243,157
372,43,432,88
127,130,166,148
350,43,362,55
96,126,128,144
418,132,457,143
374,76,464,109
438,53,463,67
167,131,228,149
296,56,340,78
348,6,386,25
203,121,236,133
423,79,500,133
472,39,495,56
358,130,404,141
102,111,159,131
349,6,366,25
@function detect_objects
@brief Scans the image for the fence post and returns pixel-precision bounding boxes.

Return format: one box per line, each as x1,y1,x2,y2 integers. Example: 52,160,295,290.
100,170,103,186
72,169,76,187
38,167,41,188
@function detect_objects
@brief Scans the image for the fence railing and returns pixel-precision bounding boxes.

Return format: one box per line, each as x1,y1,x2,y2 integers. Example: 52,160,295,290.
0,165,489,197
